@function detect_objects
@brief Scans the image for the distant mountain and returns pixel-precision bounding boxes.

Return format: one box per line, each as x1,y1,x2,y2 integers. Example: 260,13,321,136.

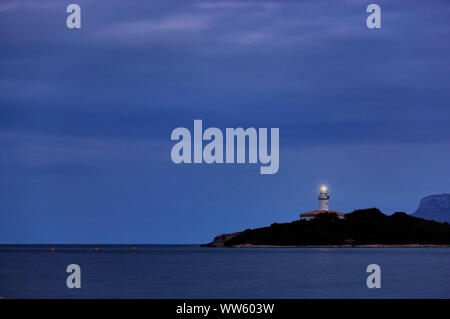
412,194,450,222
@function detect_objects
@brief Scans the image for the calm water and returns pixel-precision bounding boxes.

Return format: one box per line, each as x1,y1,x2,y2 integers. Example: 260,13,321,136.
0,245,449,298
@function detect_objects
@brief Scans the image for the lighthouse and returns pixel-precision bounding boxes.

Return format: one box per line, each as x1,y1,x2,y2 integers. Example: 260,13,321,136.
318,185,329,211
300,185,345,221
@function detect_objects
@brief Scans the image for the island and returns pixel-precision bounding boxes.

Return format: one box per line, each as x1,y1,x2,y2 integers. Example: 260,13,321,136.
202,208,450,247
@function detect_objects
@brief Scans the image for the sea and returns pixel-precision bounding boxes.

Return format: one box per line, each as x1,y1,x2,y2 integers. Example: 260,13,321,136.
0,245,449,298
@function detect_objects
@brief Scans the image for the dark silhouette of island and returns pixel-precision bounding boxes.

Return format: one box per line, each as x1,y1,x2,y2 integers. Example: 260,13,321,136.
203,208,450,247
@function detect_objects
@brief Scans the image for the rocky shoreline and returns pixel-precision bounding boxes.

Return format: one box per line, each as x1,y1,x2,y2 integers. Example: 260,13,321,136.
203,243,450,248
201,232,450,247
200,232,242,247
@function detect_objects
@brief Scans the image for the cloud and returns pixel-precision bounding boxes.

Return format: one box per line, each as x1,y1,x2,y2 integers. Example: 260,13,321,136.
0,2,18,13
107,14,213,36
0,0,62,13
0,0,449,147
194,1,280,10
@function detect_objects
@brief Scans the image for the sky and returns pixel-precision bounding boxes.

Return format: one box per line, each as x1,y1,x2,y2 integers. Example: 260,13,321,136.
0,0,449,244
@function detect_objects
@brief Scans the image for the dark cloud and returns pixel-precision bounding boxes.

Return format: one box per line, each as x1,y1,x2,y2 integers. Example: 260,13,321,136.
1,0,449,146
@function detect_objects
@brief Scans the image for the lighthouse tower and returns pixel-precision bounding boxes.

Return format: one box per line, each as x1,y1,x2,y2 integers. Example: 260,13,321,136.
300,185,345,220
318,185,329,211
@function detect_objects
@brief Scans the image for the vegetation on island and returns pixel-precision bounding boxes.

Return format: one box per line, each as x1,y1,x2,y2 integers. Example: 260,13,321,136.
203,208,450,247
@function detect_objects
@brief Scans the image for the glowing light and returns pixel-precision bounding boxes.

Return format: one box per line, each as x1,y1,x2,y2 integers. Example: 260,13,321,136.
320,185,327,192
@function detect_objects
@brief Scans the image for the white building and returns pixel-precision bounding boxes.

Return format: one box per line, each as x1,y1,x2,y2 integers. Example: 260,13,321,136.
300,185,345,221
